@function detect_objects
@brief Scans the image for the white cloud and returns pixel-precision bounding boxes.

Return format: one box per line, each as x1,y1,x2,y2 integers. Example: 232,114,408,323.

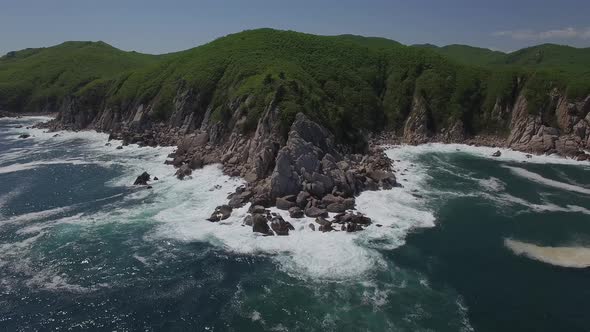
492,27,590,40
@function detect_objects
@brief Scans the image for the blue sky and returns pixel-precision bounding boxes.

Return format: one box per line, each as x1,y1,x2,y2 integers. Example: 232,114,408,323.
1,0,589,55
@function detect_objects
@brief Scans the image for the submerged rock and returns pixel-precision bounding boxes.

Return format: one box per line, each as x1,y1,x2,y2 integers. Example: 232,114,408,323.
492,150,502,157
252,214,272,235
270,215,294,236
243,215,253,226
133,172,151,185
175,164,192,180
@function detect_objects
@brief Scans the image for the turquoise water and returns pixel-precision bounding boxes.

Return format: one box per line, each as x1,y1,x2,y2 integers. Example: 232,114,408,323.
1,117,589,331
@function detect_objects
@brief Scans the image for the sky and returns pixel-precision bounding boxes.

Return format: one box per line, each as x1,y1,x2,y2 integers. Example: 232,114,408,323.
1,0,589,55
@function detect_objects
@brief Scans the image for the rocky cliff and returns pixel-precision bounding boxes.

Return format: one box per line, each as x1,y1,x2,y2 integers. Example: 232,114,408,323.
31,71,590,236
401,88,590,161
40,86,397,235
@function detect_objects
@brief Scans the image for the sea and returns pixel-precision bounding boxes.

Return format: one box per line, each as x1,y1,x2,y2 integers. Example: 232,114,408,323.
1,116,589,331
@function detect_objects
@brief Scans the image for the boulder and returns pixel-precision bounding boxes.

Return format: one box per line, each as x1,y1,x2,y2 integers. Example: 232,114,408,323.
345,222,364,232
228,190,254,208
243,215,253,226
189,155,204,170
251,193,272,208
296,191,310,208
175,164,192,180
270,216,295,236
308,181,326,197
315,217,334,232
314,217,330,226
319,222,334,233
133,172,151,185
248,205,267,214
252,214,272,235
326,203,346,213
305,206,328,218
276,196,296,210
288,206,304,218
206,205,232,222
321,194,343,206
334,212,372,225
367,170,395,183
342,198,355,210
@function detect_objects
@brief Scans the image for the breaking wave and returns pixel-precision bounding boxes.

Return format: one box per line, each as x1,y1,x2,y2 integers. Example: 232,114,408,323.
0,118,437,281
504,166,590,195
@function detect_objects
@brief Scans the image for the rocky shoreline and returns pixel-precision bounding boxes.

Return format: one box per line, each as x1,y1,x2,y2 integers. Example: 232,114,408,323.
396,92,590,161
28,88,590,236
163,113,397,236
39,111,398,236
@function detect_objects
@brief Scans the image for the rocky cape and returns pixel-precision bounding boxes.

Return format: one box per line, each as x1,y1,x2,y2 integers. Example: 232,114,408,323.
37,92,398,236
33,84,590,235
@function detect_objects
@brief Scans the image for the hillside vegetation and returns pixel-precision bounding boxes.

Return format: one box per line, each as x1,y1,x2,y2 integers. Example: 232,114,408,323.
414,44,506,67
0,41,161,112
1,29,589,143
422,43,590,98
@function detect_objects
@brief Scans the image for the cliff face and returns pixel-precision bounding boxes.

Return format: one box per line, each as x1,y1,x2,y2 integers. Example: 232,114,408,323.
42,85,397,219
402,87,590,160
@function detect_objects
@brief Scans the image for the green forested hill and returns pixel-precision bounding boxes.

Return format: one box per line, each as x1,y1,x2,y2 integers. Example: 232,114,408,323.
418,42,590,100
414,44,506,67
502,44,590,71
414,42,590,72
1,29,589,142
0,41,161,112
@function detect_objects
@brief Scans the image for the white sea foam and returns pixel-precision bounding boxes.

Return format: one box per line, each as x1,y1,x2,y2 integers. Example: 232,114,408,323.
477,177,506,192
0,115,54,123
0,159,98,174
492,193,590,215
1,205,76,225
505,239,590,268
503,166,590,195
5,119,590,282
0,185,27,210
387,144,590,216
386,143,590,166
147,145,436,279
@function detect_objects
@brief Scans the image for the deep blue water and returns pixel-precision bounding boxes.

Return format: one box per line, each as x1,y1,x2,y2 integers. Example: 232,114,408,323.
1,117,589,331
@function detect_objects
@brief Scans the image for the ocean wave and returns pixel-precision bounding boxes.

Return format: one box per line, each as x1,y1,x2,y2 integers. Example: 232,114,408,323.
481,192,590,215
0,115,54,123
505,239,590,268
477,177,506,192
503,166,590,195
1,205,77,225
0,185,28,210
0,159,98,174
